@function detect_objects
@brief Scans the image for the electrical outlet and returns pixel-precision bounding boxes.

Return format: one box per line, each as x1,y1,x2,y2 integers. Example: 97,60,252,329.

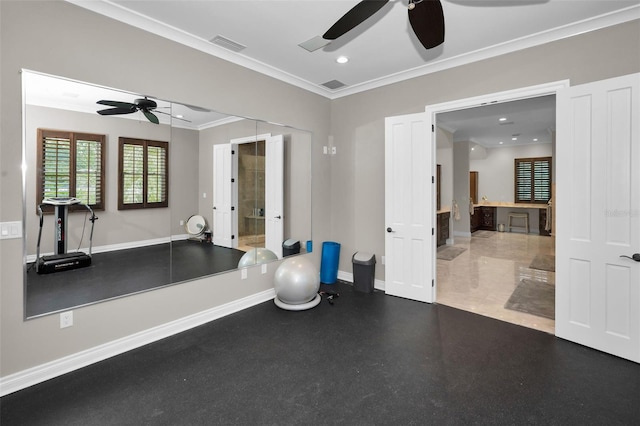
323,146,328,155
261,263,267,274
179,220,185,226
241,268,247,279
331,146,337,155
202,192,207,198
60,311,73,328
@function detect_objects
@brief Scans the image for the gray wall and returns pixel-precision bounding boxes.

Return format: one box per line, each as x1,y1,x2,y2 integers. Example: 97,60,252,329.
0,1,331,377
329,20,639,280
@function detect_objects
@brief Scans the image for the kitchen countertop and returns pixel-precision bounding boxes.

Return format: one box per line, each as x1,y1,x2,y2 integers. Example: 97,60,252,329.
473,202,548,209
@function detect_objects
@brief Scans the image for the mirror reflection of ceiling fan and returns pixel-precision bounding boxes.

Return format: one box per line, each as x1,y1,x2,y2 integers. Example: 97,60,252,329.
322,0,445,50
96,97,191,124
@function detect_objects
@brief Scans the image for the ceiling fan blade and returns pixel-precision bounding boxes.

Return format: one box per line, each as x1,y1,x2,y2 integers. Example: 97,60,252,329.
408,0,445,49
97,107,134,116
323,0,389,40
142,110,159,124
97,100,137,110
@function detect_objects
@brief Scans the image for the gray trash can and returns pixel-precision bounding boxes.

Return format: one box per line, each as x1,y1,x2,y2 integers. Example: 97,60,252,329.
282,239,300,257
352,252,376,293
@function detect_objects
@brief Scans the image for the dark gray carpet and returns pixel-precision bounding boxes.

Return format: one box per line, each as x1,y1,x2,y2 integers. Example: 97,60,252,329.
3,282,639,425
437,245,466,261
505,278,556,320
529,254,556,272
26,241,246,317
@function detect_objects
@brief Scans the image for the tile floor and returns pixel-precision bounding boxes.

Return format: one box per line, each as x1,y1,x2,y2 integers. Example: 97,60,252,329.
437,231,556,334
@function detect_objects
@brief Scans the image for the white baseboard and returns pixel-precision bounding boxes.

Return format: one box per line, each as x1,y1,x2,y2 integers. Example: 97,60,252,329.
337,270,385,292
0,288,275,397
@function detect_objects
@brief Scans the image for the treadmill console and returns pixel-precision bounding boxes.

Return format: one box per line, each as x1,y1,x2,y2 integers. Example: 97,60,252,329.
42,197,82,206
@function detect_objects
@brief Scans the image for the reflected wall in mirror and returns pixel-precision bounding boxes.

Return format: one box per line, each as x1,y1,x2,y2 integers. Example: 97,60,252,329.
23,71,312,319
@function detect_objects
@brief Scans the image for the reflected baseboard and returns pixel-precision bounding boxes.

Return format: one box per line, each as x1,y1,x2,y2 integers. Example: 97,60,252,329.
0,287,275,397
25,234,190,263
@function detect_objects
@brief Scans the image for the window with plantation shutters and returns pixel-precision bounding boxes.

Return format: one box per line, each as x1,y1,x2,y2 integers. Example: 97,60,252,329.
36,129,105,213
515,157,552,204
118,137,168,210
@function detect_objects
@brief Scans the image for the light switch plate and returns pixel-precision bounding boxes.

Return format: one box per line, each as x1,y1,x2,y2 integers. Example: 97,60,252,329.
0,221,22,240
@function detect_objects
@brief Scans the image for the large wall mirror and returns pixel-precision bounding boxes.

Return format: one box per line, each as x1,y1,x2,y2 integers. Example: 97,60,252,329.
22,70,312,319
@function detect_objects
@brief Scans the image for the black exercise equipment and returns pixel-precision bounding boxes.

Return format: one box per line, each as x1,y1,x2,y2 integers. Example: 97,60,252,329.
35,197,97,274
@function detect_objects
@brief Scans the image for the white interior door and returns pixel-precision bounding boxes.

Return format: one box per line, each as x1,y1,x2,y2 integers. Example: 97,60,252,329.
212,144,236,248
384,113,434,303
556,73,640,362
265,135,284,258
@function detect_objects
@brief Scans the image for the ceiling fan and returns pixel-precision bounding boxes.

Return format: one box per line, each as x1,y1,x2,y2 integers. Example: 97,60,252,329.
96,97,162,124
323,0,445,49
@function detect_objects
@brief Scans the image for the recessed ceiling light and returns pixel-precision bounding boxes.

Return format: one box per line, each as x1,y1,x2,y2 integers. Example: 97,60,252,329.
336,56,349,64
471,147,475,151
499,141,504,145
533,138,538,142
499,117,507,121
176,114,184,119
512,137,518,141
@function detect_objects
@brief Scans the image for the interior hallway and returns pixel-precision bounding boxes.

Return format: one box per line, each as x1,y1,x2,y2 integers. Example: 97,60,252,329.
437,231,555,334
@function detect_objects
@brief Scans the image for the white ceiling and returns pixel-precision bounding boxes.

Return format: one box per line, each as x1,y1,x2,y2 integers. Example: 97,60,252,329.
35,2,640,141
437,94,556,148
68,0,640,99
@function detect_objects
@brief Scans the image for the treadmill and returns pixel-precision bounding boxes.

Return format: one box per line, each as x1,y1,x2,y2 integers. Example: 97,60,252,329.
35,197,97,274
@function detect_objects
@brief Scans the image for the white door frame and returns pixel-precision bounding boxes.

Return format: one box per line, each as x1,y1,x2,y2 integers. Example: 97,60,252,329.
426,80,569,305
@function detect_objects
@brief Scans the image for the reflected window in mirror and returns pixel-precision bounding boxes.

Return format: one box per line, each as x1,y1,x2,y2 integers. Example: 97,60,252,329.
118,137,169,210
36,128,105,213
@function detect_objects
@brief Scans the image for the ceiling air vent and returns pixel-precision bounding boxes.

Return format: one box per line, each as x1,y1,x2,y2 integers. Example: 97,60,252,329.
321,80,347,90
209,35,246,52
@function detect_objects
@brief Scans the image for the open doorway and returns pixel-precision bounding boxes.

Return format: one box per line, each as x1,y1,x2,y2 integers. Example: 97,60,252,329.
237,140,266,251
434,94,557,334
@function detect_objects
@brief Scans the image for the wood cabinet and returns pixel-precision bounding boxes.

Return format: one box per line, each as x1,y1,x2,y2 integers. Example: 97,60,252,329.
437,211,450,247
469,171,478,204
471,206,496,232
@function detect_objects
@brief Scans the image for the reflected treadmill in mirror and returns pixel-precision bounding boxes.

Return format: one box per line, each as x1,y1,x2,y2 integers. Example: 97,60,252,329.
22,70,312,318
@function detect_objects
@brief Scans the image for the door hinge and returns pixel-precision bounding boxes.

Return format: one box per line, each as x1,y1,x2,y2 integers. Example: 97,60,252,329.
231,206,235,211
231,235,235,240
432,176,434,184
432,228,434,235
231,178,235,183
431,124,435,132
231,150,235,155
432,279,434,287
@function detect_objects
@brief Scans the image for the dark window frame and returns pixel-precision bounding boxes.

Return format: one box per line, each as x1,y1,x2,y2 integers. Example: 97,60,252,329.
514,156,552,204
118,137,169,210
36,128,106,214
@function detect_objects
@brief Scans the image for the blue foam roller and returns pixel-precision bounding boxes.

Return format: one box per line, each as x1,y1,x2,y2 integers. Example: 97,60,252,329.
320,241,341,284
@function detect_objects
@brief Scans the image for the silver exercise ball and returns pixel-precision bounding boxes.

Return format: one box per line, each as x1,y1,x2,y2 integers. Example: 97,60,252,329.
238,248,278,268
274,256,321,311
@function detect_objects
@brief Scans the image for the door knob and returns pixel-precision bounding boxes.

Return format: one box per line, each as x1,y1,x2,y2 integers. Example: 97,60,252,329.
387,227,394,233
620,253,640,262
